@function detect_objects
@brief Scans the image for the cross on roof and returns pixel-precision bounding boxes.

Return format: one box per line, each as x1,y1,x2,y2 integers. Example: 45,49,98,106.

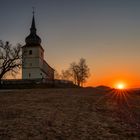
32,7,35,15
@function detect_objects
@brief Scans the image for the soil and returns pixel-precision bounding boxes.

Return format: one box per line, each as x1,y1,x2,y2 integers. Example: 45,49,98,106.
0,88,139,140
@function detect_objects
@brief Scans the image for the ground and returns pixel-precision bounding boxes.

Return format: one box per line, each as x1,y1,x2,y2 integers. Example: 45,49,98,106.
0,88,140,140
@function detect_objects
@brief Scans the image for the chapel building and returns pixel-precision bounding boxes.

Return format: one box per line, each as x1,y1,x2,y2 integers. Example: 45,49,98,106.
22,14,54,80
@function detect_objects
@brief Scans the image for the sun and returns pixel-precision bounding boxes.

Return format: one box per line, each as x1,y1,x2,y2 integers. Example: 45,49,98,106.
117,83,125,89
114,82,126,90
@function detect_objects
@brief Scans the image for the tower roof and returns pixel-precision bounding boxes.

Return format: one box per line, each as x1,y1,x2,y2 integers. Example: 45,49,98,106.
30,14,36,33
25,13,41,46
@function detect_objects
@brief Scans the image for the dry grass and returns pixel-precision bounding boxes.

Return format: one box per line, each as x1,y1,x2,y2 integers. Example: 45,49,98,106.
0,88,140,140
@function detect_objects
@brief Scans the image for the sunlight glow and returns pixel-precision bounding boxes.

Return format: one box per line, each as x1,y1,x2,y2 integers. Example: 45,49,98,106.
115,83,126,90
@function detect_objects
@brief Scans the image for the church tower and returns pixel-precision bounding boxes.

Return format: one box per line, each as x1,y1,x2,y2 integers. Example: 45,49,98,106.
22,13,54,80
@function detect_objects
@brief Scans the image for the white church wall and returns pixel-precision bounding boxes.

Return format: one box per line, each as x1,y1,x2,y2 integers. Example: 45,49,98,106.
22,46,40,58
39,58,44,69
23,57,39,68
22,46,45,79
22,68,43,79
39,47,44,59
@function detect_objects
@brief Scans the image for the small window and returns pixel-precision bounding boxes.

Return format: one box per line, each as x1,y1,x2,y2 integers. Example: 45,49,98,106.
29,73,31,77
29,50,32,55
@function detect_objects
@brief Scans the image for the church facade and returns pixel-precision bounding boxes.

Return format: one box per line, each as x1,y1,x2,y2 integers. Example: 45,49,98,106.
22,14,54,80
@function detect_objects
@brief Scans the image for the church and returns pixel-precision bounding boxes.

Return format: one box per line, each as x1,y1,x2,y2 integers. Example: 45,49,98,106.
22,14,54,80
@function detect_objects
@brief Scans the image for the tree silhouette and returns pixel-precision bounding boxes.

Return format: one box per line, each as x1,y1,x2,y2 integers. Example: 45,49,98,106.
0,41,22,85
70,58,90,87
54,70,61,79
61,69,72,81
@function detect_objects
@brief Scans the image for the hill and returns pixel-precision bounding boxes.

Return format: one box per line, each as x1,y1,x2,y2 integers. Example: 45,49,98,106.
0,88,139,139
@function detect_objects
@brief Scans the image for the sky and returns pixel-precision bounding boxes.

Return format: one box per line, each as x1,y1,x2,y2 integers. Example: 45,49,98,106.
1,0,140,88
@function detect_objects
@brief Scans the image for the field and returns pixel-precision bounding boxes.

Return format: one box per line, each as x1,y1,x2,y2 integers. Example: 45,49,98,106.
0,88,140,140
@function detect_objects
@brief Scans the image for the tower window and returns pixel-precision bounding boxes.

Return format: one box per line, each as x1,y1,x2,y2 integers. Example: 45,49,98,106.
29,50,32,55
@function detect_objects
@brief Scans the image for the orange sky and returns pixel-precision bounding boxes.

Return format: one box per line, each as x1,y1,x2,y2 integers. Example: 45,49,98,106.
85,70,140,88
1,1,140,88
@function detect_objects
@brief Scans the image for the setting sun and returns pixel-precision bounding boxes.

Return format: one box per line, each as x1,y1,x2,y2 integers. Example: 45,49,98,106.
115,83,126,90
117,84,125,89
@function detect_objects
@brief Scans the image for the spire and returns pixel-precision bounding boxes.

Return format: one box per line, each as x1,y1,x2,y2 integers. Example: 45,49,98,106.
30,7,36,34
25,9,41,46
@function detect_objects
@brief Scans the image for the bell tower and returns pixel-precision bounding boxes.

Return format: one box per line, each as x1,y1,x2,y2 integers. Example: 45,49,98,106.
22,12,45,79
22,11,54,80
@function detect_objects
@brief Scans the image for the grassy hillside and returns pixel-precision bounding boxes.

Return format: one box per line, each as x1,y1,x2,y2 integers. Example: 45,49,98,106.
0,88,139,139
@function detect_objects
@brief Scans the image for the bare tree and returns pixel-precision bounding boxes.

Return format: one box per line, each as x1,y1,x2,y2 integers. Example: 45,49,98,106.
78,58,90,87
61,69,72,81
0,41,22,85
54,70,61,79
70,62,79,85
70,58,90,87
